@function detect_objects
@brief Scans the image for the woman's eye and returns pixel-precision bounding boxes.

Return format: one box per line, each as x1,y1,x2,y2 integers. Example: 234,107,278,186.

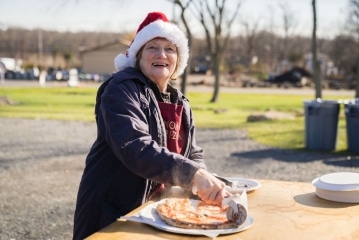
166,47,176,53
148,46,157,50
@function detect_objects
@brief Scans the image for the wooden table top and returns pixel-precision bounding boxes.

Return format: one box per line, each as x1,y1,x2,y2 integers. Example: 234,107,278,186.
86,179,359,240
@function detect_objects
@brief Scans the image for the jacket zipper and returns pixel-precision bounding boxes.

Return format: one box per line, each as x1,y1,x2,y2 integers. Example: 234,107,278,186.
142,87,167,203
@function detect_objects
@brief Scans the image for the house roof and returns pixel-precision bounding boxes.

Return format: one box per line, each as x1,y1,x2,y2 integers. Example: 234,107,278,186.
80,39,131,53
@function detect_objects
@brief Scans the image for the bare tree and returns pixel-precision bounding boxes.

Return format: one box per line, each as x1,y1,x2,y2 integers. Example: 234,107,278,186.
345,0,359,98
241,19,260,70
189,0,242,102
279,2,297,61
329,35,357,84
167,0,193,94
312,0,321,99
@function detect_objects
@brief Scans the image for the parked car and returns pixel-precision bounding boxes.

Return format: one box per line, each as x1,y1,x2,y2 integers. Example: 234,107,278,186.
268,67,312,87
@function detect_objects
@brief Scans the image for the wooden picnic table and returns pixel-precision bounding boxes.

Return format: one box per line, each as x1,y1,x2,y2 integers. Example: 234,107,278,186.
86,179,359,240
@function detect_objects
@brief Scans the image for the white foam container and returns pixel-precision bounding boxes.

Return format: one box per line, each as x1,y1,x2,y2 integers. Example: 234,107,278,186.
312,172,359,203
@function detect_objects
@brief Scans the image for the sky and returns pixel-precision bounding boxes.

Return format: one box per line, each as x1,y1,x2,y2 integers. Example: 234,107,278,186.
0,0,349,39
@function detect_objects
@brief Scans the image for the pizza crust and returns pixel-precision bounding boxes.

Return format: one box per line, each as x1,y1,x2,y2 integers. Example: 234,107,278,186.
156,198,239,229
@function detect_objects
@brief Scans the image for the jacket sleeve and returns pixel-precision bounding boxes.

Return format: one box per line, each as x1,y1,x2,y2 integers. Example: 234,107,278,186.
96,78,203,189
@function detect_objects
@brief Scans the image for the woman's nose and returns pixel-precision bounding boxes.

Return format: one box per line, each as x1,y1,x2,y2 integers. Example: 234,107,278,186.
155,48,166,57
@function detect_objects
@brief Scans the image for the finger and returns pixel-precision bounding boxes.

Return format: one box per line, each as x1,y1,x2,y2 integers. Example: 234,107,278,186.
213,188,227,205
197,190,209,202
208,190,219,204
225,190,232,197
198,188,216,204
204,187,225,205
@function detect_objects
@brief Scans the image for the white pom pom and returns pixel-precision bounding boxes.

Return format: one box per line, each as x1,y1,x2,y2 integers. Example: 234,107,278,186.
114,53,131,71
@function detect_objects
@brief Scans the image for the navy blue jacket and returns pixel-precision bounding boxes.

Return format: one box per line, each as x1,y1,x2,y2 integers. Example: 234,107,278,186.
73,68,205,240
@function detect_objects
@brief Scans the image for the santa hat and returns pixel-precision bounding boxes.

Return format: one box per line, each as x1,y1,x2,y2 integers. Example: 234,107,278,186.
114,12,189,77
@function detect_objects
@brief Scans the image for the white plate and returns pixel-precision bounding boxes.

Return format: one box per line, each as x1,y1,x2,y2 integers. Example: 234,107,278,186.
312,172,359,191
225,178,261,193
133,199,254,237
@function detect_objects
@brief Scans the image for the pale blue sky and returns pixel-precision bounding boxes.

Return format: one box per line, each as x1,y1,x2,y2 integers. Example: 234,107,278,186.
0,0,348,38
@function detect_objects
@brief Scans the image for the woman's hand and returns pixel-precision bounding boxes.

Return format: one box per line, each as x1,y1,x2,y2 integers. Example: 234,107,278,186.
192,169,231,205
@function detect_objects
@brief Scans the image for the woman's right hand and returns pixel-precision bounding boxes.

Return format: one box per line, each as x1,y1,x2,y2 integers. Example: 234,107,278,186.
192,169,230,206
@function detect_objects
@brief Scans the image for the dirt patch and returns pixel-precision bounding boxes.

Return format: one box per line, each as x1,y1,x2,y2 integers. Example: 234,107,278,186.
0,96,19,106
247,110,295,122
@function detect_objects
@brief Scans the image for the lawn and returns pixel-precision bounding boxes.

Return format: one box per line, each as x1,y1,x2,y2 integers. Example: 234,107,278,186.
0,85,355,153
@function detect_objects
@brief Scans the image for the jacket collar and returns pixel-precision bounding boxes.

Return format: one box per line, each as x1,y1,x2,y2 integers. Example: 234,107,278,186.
120,67,187,101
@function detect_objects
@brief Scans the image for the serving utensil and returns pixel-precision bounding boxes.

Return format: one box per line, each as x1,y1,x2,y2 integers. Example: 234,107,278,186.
213,174,235,187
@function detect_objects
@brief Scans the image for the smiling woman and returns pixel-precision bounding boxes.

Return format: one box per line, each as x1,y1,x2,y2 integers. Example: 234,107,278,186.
72,12,231,240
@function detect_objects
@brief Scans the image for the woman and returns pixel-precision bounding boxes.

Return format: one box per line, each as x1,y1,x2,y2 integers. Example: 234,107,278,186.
73,12,229,240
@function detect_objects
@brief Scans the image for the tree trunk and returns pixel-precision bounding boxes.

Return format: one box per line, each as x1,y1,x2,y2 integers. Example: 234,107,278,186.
210,60,220,102
180,67,188,94
312,0,322,99
210,37,223,103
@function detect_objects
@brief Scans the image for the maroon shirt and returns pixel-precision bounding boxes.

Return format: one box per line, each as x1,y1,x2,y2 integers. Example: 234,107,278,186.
158,102,186,154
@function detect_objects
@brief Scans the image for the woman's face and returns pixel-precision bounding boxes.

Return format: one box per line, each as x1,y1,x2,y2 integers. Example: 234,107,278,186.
139,38,178,91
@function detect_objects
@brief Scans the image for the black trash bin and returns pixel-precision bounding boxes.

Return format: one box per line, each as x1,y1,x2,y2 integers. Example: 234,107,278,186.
344,99,359,153
304,99,340,151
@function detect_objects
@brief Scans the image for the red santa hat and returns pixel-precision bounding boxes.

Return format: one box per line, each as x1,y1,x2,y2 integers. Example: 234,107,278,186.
114,12,189,77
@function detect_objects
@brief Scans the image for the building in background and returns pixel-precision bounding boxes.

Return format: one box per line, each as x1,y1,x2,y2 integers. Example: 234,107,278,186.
80,39,130,77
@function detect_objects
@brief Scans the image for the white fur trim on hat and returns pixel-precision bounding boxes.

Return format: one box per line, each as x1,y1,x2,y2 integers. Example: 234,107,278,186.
114,20,189,77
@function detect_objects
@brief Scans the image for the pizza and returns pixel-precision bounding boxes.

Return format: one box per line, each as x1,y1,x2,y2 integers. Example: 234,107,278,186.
156,198,244,229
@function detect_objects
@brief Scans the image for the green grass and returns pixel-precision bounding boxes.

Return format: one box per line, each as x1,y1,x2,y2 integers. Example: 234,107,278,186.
0,86,354,153
187,92,350,152
0,87,96,121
